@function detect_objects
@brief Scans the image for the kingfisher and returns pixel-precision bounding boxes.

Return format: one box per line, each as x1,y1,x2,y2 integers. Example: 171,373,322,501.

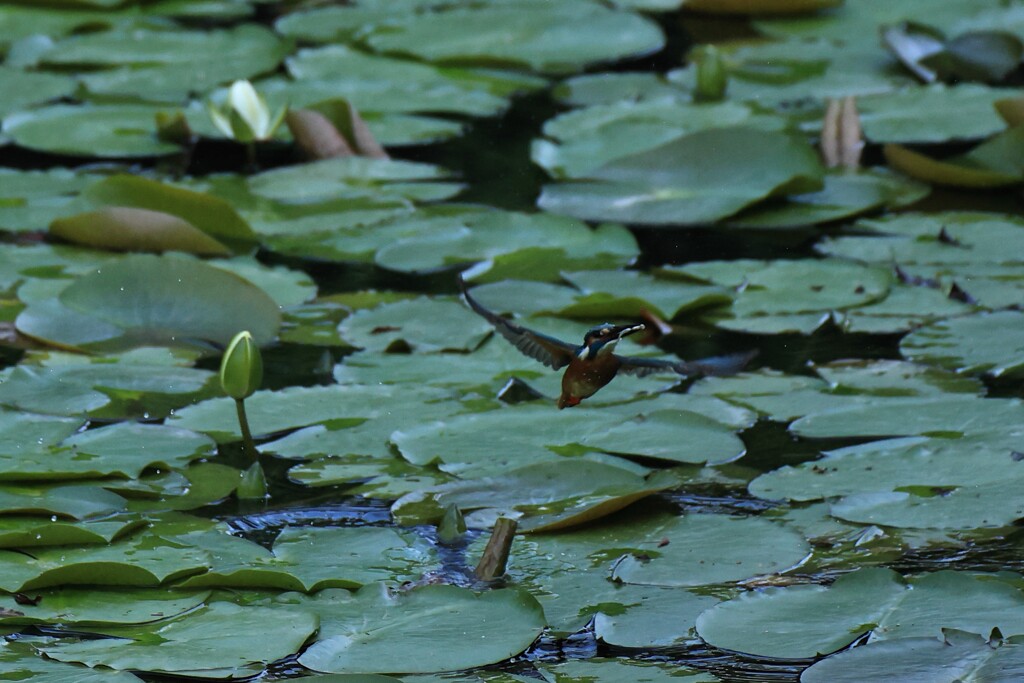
459,277,754,409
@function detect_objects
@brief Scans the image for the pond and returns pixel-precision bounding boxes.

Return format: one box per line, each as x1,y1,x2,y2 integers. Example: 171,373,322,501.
2,0,1024,681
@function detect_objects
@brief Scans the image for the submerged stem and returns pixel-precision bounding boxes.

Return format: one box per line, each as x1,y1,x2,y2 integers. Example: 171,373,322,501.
474,517,518,581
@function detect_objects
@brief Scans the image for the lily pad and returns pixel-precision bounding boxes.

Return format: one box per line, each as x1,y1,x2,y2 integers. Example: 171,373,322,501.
81,174,256,248
17,253,281,351
802,629,1024,682
393,402,748,478
0,356,217,419
537,659,716,682
609,514,809,587
750,434,1024,503
340,297,493,353
360,0,664,75
884,124,1024,188
40,601,317,678
856,84,1020,143
789,396,1024,439
170,383,453,443
247,157,459,204
0,66,75,118
539,127,824,226
0,587,210,626
593,587,718,648
696,569,1024,658
0,516,143,548
0,647,145,682
0,483,124,519
3,105,181,158
374,211,637,276
180,526,436,592
392,460,680,531
728,169,929,229
61,26,288,102
0,532,210,592
901,310,1024,378
298,584,545,674
533,100,768,179
51,208,231,256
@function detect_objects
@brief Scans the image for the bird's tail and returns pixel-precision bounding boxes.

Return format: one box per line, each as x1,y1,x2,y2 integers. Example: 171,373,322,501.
676,350,758,377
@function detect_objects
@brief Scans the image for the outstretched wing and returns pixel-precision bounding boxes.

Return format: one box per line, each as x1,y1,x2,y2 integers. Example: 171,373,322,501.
617,350,758,378
459,277,577,370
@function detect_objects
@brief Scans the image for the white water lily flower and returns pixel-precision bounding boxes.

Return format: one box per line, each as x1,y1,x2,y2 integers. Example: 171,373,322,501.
208,79,287,143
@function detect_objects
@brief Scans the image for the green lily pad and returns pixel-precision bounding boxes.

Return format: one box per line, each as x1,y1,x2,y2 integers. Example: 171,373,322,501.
0,532,210,592
393,402,748,478
3,105,181,158
180,526,436,592
17,253,281,352
539,127,824,226
0,587,210,626
0,483,124,519
537,659,716,682
789,396,1024,439
750,434,1024,502
502,509,807,590
0,355,217,419
340,297,493,353
752,0,1000,44
298,584,545,674
0,5,116,46
0,647,144,682
901,310,1024,378
728,169,930,229
360,0,664,75
0,419,213,481
817,211,1024,309
288,44,544,102
50,208,232,256
392,460,680,531
814,359,984,395
286,45,542,117
560,269,733,319
609,513,809,587
593,587,718,648
374,211,637,276
533,100,767,179
40,601,317,678
288,454,448,497
0,167,94,233
696,569,1024,658
82,174,256,248
664,258,892,333
58,26,287,102
247,157,459,204
856,84,1020,144
885,125,1024,188
0,516,143,548
802,629,1024,682
0,66,75,118
170,383,453,443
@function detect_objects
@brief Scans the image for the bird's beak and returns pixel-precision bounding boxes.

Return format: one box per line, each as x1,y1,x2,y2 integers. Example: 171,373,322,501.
589,323,646,358
611,323,645,340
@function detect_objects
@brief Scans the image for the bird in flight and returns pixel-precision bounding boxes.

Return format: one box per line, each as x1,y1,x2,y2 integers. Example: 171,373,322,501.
459,277,754,409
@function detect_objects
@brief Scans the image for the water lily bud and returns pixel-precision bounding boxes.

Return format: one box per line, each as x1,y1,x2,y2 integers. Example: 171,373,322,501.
694,46,727,102
437,503,467,545
220,330,263,400
237,461,268,500
208,80,287,143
